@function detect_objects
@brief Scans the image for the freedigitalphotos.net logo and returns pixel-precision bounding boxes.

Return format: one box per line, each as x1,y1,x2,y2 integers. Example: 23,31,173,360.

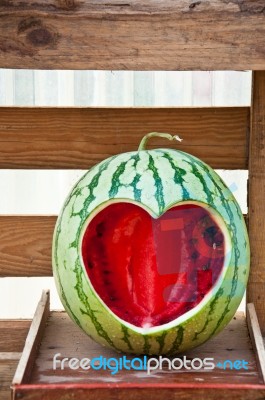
53,353,249,375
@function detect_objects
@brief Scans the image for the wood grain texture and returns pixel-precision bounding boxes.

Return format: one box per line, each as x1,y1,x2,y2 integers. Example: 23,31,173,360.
12,311,265,399
0,216,56,277
0,1,265,70
12,386,265,400
248,71,265,335
0,320,31,352
246,303,265,383
0,107,249,169
0,353,21,361
247,283,265,338
0,359,19,400
0,320,30,400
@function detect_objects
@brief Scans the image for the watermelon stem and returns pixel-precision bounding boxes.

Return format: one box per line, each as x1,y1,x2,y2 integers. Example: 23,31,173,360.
138,132,183,151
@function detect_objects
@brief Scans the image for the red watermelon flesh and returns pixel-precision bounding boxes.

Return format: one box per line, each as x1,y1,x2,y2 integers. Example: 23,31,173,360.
82,203,225,328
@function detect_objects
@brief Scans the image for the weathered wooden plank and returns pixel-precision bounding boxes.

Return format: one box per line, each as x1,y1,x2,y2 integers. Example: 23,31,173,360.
0,320,31,352
246,303,265,383
0,216,56,277
11,386,265,400
0,359,19,400
12,311,265,399
0,353,21,361
0,320,30,400
247,284,265,339
0,107,249,169
0,1,265,70
27,311,260,385
13,290,50,385
248,71,265,335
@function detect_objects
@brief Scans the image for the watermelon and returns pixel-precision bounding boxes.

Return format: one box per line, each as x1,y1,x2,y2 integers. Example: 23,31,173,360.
52,132,250,355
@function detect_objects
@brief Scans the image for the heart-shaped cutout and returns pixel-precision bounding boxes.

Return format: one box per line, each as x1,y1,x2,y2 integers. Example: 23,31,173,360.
82,202,225,328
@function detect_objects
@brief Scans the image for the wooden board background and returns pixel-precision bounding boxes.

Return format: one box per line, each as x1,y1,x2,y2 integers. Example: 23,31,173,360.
0,1,265,70
0,320,31,400
0,216,55,277
0,321,31,352
0,107,249,169
248,71,265,335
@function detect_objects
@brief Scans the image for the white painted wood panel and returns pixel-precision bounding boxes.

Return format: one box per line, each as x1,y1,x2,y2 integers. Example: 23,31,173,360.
0,70,252,106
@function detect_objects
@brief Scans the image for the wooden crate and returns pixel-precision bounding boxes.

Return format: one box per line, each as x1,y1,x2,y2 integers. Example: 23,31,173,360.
11,291,265,400
0,1,265,399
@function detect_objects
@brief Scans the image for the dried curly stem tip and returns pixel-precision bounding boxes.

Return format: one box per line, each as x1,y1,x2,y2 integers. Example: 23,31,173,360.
138,132,183,151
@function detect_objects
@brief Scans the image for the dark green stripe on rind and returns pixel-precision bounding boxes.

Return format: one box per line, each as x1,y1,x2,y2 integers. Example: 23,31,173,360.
143,336,151,354
107,154,143,202
168,326,184,355
53,214,82,326
192,287,224,342
121,325,133,351
183,155,240,337
71,160,112,219
162,152,190,200
156,331,167,354
69,159,113,248
56,264,82,328
73,259,121,351
182,157,214,205
109,161,127,197
130,153,142,201
131,174,142,201
199,163,240,336
148,154,165,213
54,157,123,350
